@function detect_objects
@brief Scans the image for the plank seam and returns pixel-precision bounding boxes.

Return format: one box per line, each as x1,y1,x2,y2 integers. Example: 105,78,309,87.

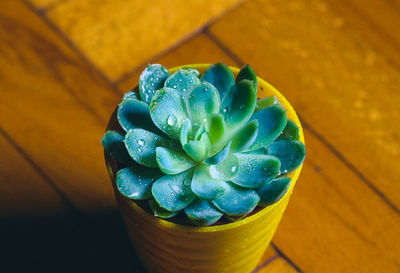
22,0,123,98
113,0,250,85
271,242,304,273
203,28,245,66
300,118,400,215
252,254,279,272
204,29,400,216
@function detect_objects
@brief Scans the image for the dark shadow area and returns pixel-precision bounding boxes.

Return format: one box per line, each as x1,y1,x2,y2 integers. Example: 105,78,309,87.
0,210,147,273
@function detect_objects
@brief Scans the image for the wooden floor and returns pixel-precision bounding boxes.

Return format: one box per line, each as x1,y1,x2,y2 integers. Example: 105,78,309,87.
1,0,399,272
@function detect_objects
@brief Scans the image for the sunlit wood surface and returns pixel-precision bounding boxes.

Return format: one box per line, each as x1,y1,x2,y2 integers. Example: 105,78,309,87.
1,0,399,272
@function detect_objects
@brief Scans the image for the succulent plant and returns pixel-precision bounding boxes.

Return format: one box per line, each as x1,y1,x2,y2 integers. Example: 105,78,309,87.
102,63,305,226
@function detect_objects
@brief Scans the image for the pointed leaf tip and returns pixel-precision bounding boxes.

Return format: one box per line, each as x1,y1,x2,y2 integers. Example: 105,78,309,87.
139,64,170,103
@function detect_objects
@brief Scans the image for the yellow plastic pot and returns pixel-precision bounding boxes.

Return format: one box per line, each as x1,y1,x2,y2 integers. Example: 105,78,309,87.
105,64,305,273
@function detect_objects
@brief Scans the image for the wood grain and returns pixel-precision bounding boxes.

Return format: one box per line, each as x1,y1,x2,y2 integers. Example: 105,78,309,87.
118,28,400,272
0,0,121,212
0,131,67,217
46,0,243,81
28,0,60,9
326,0,400,68
209,0,400,209
118,34,238,92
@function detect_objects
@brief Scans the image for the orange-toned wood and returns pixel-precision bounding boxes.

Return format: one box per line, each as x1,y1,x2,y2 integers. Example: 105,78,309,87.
209,0,400,209
46,0,243,80
118,34,238,92
326,0,400,68
0,0,120,212
28,0,59,9
257,255,298,273
0,132,67,216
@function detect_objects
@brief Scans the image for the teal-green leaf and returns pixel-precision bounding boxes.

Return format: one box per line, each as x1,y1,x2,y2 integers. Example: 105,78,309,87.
257,176,291,206
183,140,206,162
232,153,280,188
184,67,200,76
152,170,195,211
187,82,220,128
116,165,162,200
220,80,256,130
209,153,239,181
155,147,196,175
124,128,169,168
179,119,192,146
200,62,234,99
255,96,282,112
230,120,259,152
236,64,257,91
204,142,231,165
247,105,287,151
149,87,188,139
191,165,229,200
164,69,200,95
149,198,179,218
266,140,306,174
139,64,170,103
101,130,134,166
184,199,223,226
212,182,260,216
122,90,139,101
207,113,226,145
117,97,161,134
277,119,300,141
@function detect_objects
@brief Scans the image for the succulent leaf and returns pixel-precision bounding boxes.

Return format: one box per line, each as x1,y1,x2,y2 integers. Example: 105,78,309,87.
101,130,134,166
212,182,260,216
277,119,300,141
149,198,179,218
150,87,188,139
230,120,259,152
187,82,220,129
257,176,291,206
116,165,162,200
209,153,239,181
200,62,235,99
179,118,192,146
118,98,161,134
204,142,231,165
122,90,139,101
266,140,306,174
184,199,223,226
164,68,200,95
124,128,169,168
247,105,287,151
155,147,196,175
236,64,258,91
255,95,282,112
232,153,280,188
151,170,195,211
139,64,170,103
220,80,256,131
207,113,226,145
191,165,229,200
183,140,207,162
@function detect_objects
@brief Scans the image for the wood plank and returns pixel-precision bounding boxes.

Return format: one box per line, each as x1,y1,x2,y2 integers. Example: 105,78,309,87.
274,129,400,272
118,34,237,92
0,0,121,212
256,256,298,273
46,0,243,80
0,131,67,217
119,29,400,272
209,0,400,208
326,0,400,68
28,0,60,9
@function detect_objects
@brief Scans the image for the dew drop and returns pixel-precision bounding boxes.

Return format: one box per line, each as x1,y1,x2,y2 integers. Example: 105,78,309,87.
137,139,145,146
178,78,183,82
173,84,177,89
167,114,177,126
137,148,143,153
231,166,237,173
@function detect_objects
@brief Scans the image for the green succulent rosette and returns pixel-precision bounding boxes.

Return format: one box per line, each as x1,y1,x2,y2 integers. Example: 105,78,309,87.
102,63,305,226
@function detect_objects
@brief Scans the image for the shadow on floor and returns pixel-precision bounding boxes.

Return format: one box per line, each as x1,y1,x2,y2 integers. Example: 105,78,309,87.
1,210,147,273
